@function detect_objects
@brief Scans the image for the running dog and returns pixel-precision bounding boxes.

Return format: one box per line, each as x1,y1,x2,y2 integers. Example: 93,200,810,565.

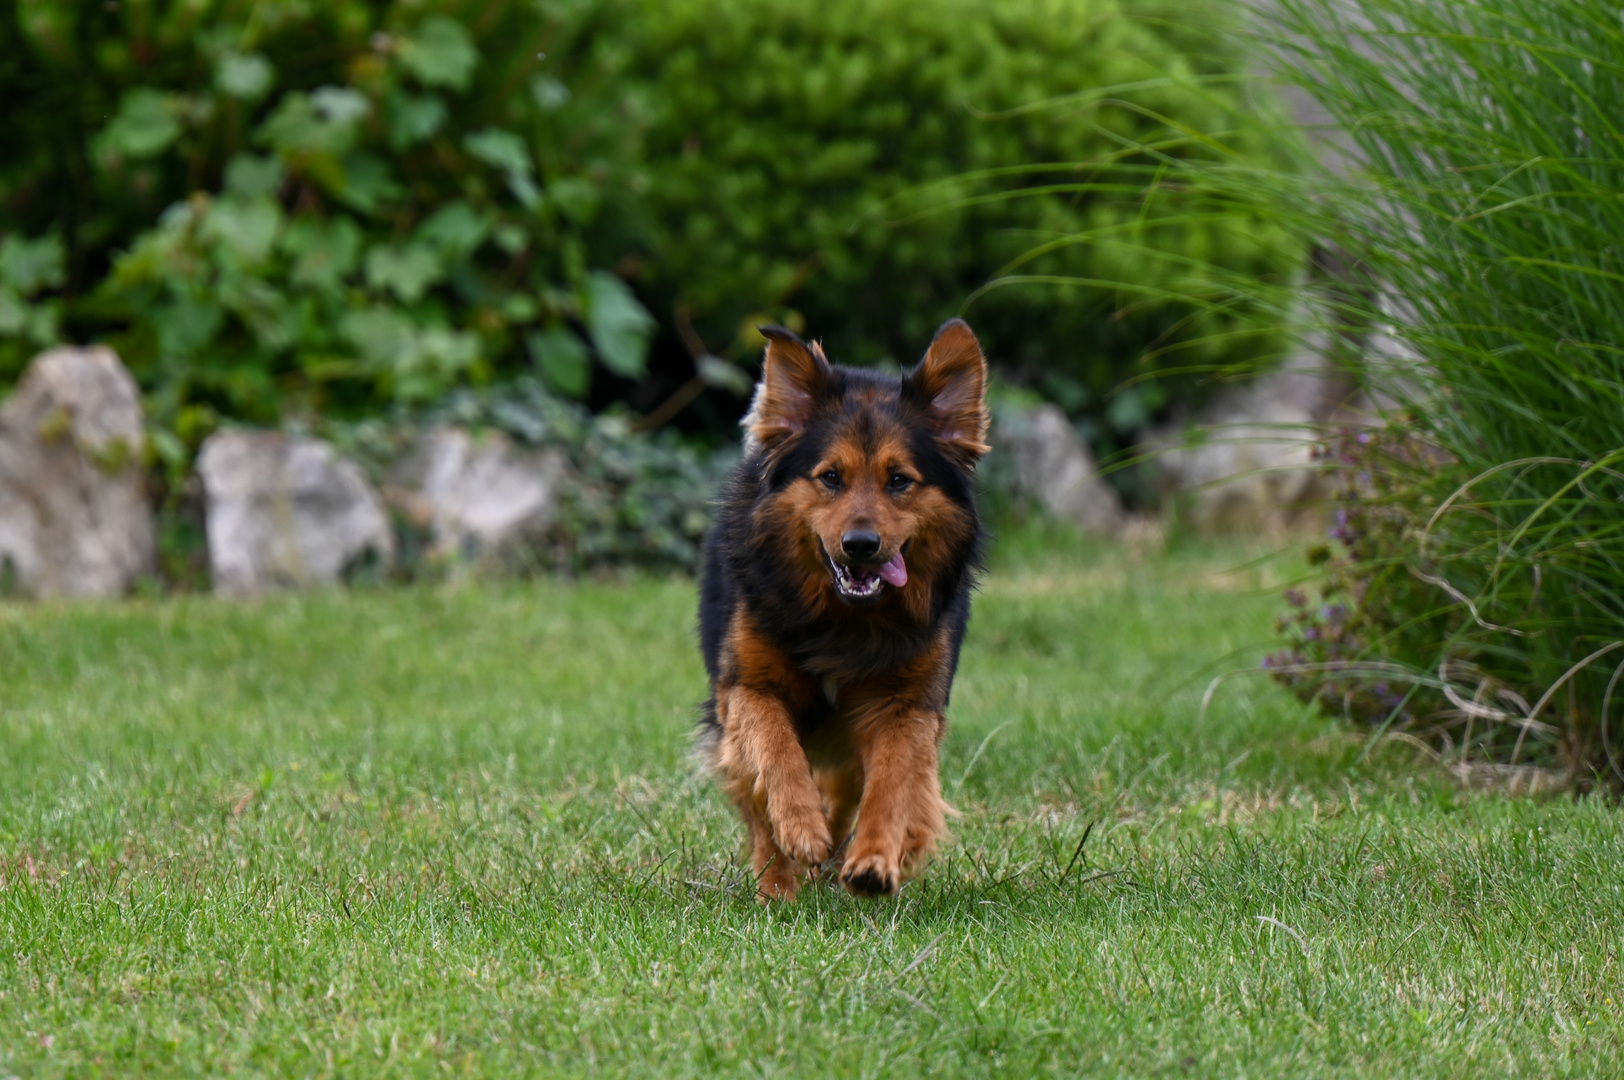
698,318,988,900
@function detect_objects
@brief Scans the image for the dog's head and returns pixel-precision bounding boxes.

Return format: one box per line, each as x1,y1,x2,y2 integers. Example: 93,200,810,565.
742,319,989,609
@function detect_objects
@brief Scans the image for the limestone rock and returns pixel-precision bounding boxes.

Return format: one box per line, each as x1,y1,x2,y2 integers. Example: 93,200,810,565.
198,430,392,596
1152,339,1359,534
992,403,1124,534
386,426,569,567
0,345,155,597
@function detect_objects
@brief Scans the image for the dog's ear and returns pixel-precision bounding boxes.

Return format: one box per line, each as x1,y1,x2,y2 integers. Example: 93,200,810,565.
744,325,832,451
905,318,990,461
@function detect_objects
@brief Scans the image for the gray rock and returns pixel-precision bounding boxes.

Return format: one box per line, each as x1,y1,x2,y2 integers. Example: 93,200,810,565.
0,345,155,597
1152,337,1360,534
198,430,392,596
992,403,1124,534
385,426,569,567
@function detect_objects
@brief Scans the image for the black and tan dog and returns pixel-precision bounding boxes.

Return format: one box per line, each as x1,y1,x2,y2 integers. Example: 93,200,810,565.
698,318,988,900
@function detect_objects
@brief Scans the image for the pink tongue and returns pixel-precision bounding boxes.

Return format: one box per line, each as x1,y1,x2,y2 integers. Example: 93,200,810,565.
879,552,908,588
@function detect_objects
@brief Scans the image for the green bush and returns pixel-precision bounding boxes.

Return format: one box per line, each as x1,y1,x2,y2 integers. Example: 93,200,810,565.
0,0,652,468
2,0,1300,463
546,0,1304,444
1234,0,1624,780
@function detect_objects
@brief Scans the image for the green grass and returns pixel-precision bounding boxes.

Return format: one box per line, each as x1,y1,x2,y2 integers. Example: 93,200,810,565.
3,537,1623,1077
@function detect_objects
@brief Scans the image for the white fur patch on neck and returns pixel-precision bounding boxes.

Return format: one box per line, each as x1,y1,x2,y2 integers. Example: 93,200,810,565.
739,379,768,457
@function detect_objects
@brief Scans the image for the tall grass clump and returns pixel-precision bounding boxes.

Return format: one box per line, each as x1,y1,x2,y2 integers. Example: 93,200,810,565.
1244,0,1624,781
991,0,1624,779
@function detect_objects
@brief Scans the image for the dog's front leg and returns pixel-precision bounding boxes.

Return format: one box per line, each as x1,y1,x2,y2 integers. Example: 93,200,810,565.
718,686,834,890
841,708,947,898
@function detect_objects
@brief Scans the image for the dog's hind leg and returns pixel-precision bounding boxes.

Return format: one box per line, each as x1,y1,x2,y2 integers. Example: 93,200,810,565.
816,761,865,869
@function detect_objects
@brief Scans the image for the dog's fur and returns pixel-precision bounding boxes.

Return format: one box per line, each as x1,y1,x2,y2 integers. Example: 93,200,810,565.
698,318,989,900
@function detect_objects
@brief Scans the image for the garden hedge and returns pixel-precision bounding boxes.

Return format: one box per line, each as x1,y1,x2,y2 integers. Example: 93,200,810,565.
1,0,1301,468
549,0,1303,443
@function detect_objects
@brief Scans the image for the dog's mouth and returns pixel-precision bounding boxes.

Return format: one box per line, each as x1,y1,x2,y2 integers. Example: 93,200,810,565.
822,543,909,604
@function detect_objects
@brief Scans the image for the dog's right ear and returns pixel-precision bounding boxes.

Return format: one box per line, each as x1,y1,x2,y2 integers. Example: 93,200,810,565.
743,325,831,452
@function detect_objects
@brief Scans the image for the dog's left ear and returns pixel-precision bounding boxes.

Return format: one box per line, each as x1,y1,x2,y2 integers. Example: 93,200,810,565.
905,318,990,461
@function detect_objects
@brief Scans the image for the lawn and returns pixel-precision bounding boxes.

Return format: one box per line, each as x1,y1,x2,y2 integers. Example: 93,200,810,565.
2,533,1621,1077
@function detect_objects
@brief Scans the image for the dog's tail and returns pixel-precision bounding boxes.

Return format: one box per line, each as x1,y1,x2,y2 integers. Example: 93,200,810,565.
691,696,723,772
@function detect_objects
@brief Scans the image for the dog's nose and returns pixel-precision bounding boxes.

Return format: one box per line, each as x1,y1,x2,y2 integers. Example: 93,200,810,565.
841,530,882,560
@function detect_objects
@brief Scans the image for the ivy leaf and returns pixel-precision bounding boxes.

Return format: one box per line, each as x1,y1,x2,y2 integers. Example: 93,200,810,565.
201,197,282,264
0,288,59,346
387,92,447,149
217,52,274,100
334,152,404,215
281,216,362,291
528,326,591,398
93,88,181,160
530,76,570,111
223,153,285,199
464,128,529,174
339,307,416,366
340,307,479,402
695,354,752,396
310,86,371,125
584,272,654,379
0,234,66,295
154,295,225,363
257,91,361,156
365,242,444,302
415,202,490,258
464,128,539,209
548,177,599,224
398,16,478,91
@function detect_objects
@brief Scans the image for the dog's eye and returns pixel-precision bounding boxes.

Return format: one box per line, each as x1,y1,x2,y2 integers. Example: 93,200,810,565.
819,470,841,489
888,473,914,492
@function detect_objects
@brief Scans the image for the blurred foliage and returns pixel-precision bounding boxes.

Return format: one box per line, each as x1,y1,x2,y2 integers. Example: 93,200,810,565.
548,0,1304,444
0,0,1301,490
0,0,652,471
333,379,733,575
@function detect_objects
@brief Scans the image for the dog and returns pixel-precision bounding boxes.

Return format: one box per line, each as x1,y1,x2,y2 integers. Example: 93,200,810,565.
698,318,989,900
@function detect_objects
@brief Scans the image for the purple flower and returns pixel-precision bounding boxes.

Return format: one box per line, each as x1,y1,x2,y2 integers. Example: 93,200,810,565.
1357,431,1373,445
1284,588,1307,608
1304,627,1320,641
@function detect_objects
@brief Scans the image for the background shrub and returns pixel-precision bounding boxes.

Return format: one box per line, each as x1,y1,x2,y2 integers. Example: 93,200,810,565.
1,0,1305,523
0,0,651,471
540,0,1305,450
1194,0,1624,779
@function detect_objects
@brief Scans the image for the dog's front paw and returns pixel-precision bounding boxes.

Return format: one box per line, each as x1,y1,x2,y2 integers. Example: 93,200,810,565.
770,799,833,868
840,849,900,898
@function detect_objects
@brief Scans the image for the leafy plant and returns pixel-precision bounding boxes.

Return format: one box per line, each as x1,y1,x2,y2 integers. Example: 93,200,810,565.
1265,428,1462,736
0,0,653,467
0,232,63,375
